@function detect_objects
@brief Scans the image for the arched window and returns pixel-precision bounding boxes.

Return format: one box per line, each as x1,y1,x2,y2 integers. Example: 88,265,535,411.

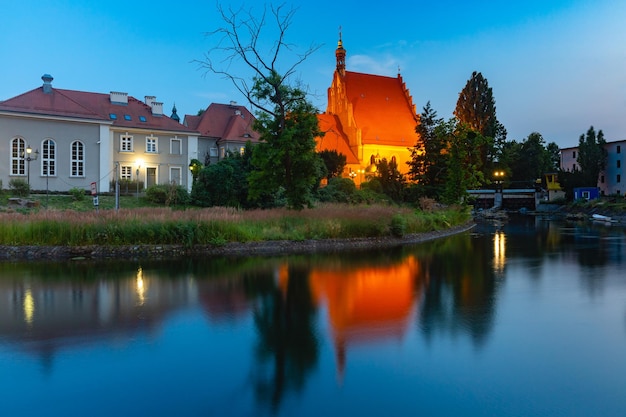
370,154,376,165
10,137,26,176
71,140,85,177
391,156,397,165
42,139,56,176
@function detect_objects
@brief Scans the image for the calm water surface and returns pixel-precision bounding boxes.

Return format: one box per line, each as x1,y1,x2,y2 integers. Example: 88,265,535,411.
1,216,625,417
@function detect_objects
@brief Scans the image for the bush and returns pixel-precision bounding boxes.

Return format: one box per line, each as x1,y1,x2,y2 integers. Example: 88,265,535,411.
390,214,407,237
9,178,30,197
69,187,86,201
146,184,190,206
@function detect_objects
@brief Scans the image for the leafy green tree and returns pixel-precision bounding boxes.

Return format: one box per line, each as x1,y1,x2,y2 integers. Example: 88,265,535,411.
576,126,607,187
319,150,346,180
546,142,561,172
374,158,406,203
408,101,447,198
198,4,322,210
248,77,324,209
440,120,487,204
454,71,506,168
191,144,254,208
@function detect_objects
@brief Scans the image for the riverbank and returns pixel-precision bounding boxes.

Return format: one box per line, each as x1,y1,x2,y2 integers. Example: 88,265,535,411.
0,221,476,261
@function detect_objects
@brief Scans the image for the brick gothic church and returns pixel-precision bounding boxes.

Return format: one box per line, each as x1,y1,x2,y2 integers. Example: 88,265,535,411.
316,34,421,185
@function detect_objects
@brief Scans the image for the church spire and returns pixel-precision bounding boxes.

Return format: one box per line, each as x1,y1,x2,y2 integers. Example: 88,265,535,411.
335,26,346,77
170,103,180,122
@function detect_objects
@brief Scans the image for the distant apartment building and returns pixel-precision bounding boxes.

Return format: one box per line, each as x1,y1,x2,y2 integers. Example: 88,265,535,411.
560,139,626,195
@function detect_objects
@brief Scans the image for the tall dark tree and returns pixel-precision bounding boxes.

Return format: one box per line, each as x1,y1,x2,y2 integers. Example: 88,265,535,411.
576,126,607,187
198,4,322,209
319,150,346,180
407,101,446,198
454,71,506,167
374,158,406,203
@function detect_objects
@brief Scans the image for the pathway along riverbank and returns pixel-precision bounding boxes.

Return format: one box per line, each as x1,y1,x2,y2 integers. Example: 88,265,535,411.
0,222,476,262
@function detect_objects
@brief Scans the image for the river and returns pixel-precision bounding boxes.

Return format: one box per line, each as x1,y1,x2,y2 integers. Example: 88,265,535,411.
1,215,625,416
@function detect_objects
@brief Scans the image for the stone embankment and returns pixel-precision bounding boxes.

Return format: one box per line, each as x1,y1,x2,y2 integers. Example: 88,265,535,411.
0,222,476,262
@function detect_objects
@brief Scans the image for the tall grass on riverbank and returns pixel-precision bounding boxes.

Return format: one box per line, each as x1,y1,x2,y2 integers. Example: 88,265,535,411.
0,204,470,247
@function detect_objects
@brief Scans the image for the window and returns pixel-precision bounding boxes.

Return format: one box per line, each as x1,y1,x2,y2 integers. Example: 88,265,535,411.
239,147,245,155
124,115,132,121
71,141,85,177
618,145,622,154
170,167,182,185
120,133,133,152
109,113,117,120
146,135,158,153
139,116,147,122
121,165,132,180
617,160,621,168
220,147,226,158
42,138,56,176
601,175,605,184
618,174,621,183
572,151,576,158
209,147,218,157
10,137,26,176
170,137,182,155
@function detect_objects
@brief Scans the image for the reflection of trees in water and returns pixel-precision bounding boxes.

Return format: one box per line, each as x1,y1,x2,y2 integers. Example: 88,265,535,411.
412,233,498,348
250,265,319,411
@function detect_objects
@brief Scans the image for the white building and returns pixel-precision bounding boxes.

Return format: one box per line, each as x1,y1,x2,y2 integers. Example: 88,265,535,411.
0,74,199,193
560,139,626,195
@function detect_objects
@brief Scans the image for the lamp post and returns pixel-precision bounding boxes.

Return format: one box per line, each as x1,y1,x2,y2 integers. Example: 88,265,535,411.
349,170,357,182
493,170,505,192
136,166,140,198
22,146,39,189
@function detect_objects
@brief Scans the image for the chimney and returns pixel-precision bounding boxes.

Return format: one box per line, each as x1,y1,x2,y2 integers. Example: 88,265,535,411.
145,96,156,106
42,74,54,94
151,102,163,116
110,91,128,105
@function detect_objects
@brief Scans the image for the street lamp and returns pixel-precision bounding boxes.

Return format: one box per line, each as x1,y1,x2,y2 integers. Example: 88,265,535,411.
493,170,505,192
136,165,140,198
349,170,357,181
21,146,39,189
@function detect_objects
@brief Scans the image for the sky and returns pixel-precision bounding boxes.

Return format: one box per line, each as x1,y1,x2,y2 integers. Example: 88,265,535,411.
1,0,625,148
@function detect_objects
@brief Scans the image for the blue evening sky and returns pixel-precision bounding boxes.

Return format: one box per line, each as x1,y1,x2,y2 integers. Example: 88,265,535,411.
1,0,625,147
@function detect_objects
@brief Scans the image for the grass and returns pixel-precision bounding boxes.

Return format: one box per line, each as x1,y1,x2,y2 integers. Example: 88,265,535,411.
0,194,471,247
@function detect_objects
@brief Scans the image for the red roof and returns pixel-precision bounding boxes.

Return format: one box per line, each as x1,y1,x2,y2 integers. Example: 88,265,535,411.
316,113,359,164
343,71,419,146
0,85,197,134
184,103,260,143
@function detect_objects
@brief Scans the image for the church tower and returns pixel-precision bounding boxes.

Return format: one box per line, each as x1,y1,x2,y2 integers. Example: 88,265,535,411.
335,29,346,77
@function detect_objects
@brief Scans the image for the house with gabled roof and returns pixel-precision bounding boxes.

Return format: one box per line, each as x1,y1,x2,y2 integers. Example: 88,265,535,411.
183,102,260,165
0,74,199,194
317,34,421,185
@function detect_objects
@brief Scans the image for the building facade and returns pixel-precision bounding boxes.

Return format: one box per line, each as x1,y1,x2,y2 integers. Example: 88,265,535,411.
316,35,421,185
0,75,199,194
560,139,626,195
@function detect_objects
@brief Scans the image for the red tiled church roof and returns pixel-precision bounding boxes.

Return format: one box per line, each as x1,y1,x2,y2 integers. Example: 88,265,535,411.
343,71,419,147
317,113,359,164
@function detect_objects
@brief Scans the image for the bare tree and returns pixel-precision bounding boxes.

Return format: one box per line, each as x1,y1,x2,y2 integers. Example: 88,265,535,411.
197,3,320,118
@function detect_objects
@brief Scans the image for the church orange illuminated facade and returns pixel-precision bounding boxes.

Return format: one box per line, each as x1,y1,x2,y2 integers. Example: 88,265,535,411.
316,34,421,184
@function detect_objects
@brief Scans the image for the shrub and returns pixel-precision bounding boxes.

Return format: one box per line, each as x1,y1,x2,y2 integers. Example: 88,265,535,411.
9,179,30,197
390,214,407,237
69,187,86,201
146,184,190,206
